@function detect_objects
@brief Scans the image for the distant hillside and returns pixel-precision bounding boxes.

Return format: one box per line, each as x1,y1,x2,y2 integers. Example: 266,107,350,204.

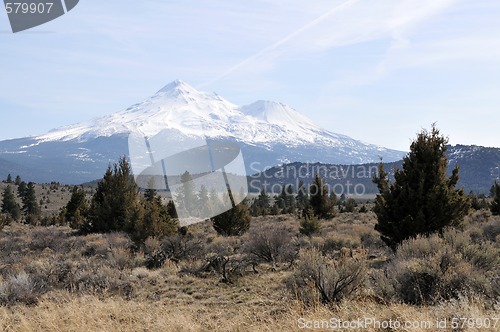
248,145,500,196
2,144,498,195
447,145,500,194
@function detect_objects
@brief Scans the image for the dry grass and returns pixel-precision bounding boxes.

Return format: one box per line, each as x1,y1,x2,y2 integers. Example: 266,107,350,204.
0,292,497,332
0,209,498,331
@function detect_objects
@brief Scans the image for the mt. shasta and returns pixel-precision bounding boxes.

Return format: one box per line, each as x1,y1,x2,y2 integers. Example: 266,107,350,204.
0,80,404,183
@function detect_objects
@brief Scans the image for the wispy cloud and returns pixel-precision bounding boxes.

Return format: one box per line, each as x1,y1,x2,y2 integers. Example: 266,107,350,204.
200,0,457,88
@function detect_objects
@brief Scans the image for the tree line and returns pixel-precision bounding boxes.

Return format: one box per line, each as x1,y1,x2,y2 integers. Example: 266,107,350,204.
2,125,500,250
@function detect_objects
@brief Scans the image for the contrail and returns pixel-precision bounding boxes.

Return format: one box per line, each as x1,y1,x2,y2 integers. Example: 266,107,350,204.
199,0,360,88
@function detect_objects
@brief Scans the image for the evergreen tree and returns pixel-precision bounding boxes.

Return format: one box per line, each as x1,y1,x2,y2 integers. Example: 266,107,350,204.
198,184,210,216
17,181,27,198
135,194,178,242
65,186,88,229
175,171,197,215
309,174,335,219
285,185,296,211
22,182,40,221
373,125,470,251
491,181,500,216
469,192,488,211
270,201,280,215
343,198,357,213
144,187,157,203
208,188,221,214
212,192,251,236
14,175,21,186
278,186,287,209
6,174,12,184
299,207,321,236
84,157,141,234
166,200,178,219
296,180,309,210
1,186,21,220
339,193,346,203
277,184,296,214
251,189,271,216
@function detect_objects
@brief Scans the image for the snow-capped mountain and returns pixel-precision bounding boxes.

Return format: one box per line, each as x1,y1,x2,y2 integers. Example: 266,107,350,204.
0,80,405,184
37,80,402,150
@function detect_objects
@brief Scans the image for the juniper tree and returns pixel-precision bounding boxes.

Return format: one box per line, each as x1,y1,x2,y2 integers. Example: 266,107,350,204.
251,189,271,216
144,187,157,203
175,171,197,216
309,174,335,219
342,198,357,213
84,156,141,234
209,188,221,214
198,185,210,216
373,125,470,251
22,182,40,220
17,181,27,198
278,184,296,214
166,200,178,219
491,181,500,215
296,180,309,210
299,208,321,236
212,191,251,236
64,186,88,229
277,186,287,210
1,186,21,220
135,193,178,242
285,185,296,209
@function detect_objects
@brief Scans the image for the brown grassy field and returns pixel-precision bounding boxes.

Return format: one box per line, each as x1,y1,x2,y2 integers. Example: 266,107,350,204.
0,203,498,331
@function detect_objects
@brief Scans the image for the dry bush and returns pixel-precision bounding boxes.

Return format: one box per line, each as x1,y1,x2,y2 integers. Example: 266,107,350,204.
243,223,299,268
466,209,491,225
68,261,133,297
197,253,255,284
160,234,205,262
80,234,110,257
27,227,70,252
288,248,367,305
144,234,206,270
321,233,360,256
482,218,500,242
205,235,241,257
107,247,132,270
105,232,133,250
0,214,12,231
375,228,499,305
0,271,42,306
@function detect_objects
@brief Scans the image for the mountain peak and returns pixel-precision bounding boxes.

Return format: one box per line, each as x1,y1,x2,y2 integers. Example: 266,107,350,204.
239,100,319,131
157,79,197,94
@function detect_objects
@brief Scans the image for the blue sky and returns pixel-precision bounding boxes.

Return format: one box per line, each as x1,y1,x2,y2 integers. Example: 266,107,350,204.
0,0,499,151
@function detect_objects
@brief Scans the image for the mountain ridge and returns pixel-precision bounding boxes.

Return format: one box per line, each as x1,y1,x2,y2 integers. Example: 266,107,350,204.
34,80,403,156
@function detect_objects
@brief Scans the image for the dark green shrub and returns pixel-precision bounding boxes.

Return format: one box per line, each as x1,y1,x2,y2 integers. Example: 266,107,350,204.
373,126,470,250
299,208,321,236
212,200,251,236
